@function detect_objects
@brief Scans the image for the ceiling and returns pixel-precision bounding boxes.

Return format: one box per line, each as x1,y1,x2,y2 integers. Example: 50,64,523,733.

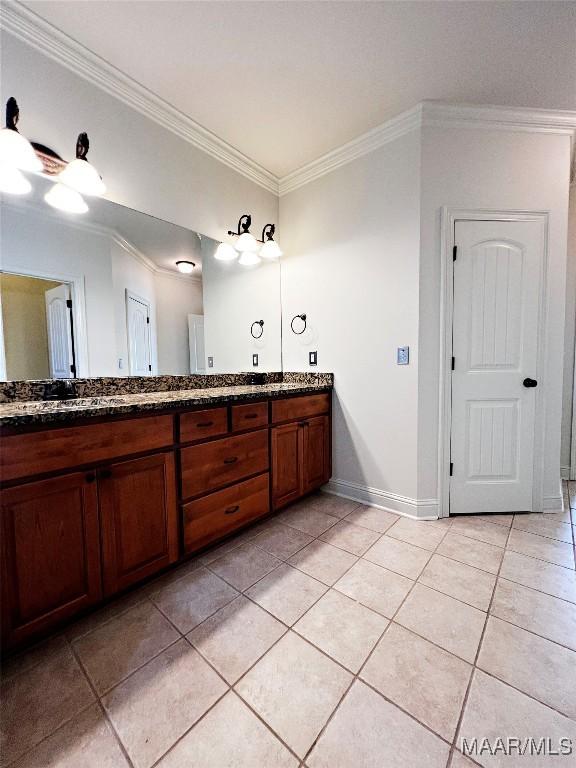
20,1,576,177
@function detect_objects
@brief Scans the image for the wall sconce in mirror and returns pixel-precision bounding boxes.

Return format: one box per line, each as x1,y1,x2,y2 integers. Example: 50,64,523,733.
58,133,106,197
291,313,307,335
251,320,264,339
176,260,196,274
216,213,281,266
0,97,42,195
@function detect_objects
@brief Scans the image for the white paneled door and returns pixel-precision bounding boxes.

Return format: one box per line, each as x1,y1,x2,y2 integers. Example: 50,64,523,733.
450,220,543,514
45,283,75,379
126,293,152,376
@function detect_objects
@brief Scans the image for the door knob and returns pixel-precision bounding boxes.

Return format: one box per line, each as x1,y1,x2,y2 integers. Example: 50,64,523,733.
523,378,538,388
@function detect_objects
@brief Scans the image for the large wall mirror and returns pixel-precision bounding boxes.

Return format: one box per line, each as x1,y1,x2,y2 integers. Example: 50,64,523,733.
0,173,282,380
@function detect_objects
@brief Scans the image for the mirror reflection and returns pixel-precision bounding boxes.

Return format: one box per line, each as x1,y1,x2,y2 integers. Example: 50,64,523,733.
0,174,282,380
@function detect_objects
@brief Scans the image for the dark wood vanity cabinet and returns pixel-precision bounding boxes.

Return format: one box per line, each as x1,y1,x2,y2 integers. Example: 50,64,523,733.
99,453,178,595
1,472,102,648
0,389,331,649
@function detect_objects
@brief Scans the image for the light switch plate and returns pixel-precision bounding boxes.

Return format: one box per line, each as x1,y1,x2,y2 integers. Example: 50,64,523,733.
309,351,318,366
397,346,409,365
207,356,214,368
252,353,259,367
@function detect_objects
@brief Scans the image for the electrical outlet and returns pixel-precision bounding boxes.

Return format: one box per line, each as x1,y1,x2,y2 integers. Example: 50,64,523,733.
309,351,318,366
252,353,259,367
397,346,409,365
207,356,214,368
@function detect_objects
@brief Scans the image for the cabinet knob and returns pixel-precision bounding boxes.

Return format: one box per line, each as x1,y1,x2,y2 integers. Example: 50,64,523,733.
99,468,112,479
223,456,238,465
85,473,96,483
298,421,309,428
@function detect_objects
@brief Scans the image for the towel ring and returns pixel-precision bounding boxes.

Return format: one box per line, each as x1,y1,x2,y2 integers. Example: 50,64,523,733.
251,320,264,339
290,314,307,335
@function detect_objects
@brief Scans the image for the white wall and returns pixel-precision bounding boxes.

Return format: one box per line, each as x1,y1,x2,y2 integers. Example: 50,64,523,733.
202,241,282,373
1,33,278,247
280,131,423,512
156,273,203,375
418,127,571,511
1,204,117,376
561,188,575,478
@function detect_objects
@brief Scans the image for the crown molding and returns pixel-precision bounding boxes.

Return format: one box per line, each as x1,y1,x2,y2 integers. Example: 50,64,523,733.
1,1,279,195
279,104,423,195
279,100,576,196
2,198,201,283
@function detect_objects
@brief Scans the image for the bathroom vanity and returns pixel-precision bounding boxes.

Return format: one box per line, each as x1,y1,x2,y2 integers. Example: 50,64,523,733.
0,380,332,649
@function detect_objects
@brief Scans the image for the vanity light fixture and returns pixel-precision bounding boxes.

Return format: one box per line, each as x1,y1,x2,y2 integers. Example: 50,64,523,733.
44,182,89,214
176,260,196,274
58,133,105,196
0,98,43,174
239,251,261,266
259,224,282,259
228,214,259,253
0,164,32,195
214,242,238,261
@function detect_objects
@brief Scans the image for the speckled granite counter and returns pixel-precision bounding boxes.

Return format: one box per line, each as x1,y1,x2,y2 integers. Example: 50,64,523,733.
0,381,333,428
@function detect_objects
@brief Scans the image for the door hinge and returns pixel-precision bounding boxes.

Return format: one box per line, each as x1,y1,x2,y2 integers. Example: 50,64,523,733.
70,364,76,375
452,245,457,261
66,298,73,309
449,462,454,476
146,316,150,324
451,356,455,371
148,364,152,371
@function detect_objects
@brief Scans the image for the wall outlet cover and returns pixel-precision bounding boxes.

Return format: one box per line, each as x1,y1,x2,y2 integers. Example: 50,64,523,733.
397,346,409,365
207,356,214,368
309,351,318,366
252,353,259,367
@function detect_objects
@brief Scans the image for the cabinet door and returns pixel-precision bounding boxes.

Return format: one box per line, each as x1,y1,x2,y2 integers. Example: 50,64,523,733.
271,422,302,509
1,472,102,648
302,415,331,494
99,452,178,595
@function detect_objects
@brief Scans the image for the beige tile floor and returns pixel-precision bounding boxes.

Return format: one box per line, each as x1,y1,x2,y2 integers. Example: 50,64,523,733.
2,484,576,767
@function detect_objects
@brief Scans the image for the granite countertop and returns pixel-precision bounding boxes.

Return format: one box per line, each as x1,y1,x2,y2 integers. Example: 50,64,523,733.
0,382,332,428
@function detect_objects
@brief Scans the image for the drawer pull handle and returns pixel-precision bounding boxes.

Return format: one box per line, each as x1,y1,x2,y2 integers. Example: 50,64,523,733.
225,505,240,515
224,456,238,465
244,413,258,420
196,421,214,428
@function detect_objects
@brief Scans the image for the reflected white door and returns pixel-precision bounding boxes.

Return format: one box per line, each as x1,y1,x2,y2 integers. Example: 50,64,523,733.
188,314,205,373
126,293,152,376
45,283,74,378
450,220,543,514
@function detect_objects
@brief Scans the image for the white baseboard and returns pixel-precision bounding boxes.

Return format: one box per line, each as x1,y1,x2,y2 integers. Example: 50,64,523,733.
324,478,439,520
561,466,571,481
542,480,565,513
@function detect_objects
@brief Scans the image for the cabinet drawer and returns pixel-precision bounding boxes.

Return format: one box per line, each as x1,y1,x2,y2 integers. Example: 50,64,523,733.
183,473,270,553
180,429,269,499
231,401,268,432
180,407,228,443
0,415,174,482
271,393,330,424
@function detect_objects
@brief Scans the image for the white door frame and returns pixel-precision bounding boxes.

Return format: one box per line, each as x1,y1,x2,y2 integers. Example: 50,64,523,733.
438,208,549,517
570,334,576,480
0,267,90,378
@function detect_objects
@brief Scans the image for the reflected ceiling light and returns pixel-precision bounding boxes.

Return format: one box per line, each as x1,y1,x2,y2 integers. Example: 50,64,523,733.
44,182,89,214
176,260,196,274
228,214,259,253
0,164,32,195
0,97,43,173
58,132,105,196
238,251,261,267
260,223,282,259
214,242,238,261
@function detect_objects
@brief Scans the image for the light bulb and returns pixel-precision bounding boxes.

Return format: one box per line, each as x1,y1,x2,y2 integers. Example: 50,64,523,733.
59,158,105,196
260,239,282,259
176,260,195,274
214,242,238,261
44,183,89,214
0,128,43,172
239,251,261,266
0,165,32,195
235,231,258,252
